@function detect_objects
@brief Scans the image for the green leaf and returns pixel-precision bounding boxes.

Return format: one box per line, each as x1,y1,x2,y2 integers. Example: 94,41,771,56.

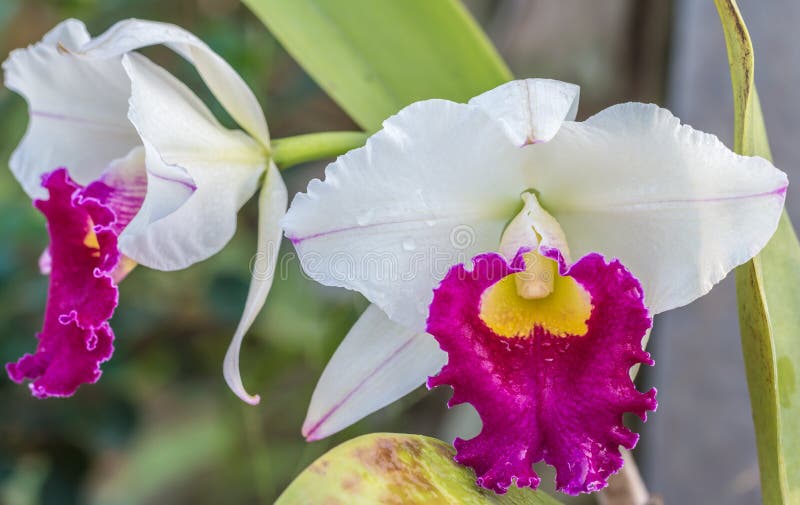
715,1,800,503
275,433,561,505
242,0,512,132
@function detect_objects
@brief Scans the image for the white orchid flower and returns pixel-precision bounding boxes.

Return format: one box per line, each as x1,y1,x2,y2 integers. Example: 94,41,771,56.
3,19,285,404
282,79,787,492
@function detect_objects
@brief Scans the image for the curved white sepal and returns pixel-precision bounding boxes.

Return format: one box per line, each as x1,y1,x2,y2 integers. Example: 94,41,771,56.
117,53,265,270
223,162,287,405
303,304,446,441
99,146,147,213
80,18,269,146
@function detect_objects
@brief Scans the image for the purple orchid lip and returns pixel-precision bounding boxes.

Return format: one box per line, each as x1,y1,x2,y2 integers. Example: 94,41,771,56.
426,247,657,495
6,166,144,398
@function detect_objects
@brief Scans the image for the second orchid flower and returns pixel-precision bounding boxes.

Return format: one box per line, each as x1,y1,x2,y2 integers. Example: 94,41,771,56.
282,79,787,493
4,19,286,403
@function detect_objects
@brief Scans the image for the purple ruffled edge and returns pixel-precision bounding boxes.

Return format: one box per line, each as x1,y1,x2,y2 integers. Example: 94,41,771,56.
6,168,123,398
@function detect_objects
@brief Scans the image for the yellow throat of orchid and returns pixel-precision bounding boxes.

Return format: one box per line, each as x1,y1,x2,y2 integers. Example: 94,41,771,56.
83,220,101,258
479,192,592,339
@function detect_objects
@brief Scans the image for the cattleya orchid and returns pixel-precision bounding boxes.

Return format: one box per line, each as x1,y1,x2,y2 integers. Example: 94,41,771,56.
3,19,286,403
282,79,788,493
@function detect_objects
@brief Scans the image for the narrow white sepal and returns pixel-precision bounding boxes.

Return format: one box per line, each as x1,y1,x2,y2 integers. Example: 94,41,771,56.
302,304,447,441
80,18,269,146
223,162,287,405
468,78,580,146
118,53,265,270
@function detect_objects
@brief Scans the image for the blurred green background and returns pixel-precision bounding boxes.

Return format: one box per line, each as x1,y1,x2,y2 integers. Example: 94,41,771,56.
0,1,670,504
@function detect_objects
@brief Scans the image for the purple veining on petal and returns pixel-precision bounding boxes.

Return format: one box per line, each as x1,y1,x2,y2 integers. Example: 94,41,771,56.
149,170,198,192
287,215,452,245
84,173,147,234
287,219,419,245
30,109,131,132
574,185,789,211
772,184,789,198
427,248,657,495
84,150,148,281
645,185,788,204
6,166,145,398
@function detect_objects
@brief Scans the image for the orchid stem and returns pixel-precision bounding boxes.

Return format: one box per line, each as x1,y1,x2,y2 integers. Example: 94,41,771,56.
598,448,662,505
271,131,369,169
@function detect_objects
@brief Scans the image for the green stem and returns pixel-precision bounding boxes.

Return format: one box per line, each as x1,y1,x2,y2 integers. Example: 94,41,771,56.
271,131,368,169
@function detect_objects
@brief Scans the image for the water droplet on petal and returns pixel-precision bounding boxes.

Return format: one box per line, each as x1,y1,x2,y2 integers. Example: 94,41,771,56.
402,237,416,251
356,208,375,226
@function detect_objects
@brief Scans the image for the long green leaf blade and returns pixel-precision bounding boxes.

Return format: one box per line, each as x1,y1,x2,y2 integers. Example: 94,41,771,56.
243,0,512,131
715,1,800,503
275,433,561,504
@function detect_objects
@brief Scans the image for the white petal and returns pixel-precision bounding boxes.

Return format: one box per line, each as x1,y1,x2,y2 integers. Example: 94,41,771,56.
283,99,527,330
529,103,788,314
123,138,195,230
469,78,580,146
3,19,139,197
117,53,266,270
81,18,269,146
223,162,287,405
302,304,446,441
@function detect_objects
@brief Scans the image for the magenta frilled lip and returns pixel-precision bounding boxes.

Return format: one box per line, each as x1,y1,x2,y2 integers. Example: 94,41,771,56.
6,167,143,398
427,248,657,495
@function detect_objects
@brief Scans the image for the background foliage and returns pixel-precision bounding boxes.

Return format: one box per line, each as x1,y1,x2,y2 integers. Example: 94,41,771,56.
0,1,671,504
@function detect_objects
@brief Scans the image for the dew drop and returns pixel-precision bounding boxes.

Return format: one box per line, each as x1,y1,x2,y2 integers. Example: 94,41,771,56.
356,208,375,226
402,237,417,251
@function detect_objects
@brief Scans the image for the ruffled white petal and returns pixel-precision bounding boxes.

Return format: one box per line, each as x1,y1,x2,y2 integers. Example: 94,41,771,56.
3,19,139,197
283,99,527,330
223,162,287,405
118,53,266,270
302,304,446,441
529,103,788,314
468,78,579,146
81,18,269,146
